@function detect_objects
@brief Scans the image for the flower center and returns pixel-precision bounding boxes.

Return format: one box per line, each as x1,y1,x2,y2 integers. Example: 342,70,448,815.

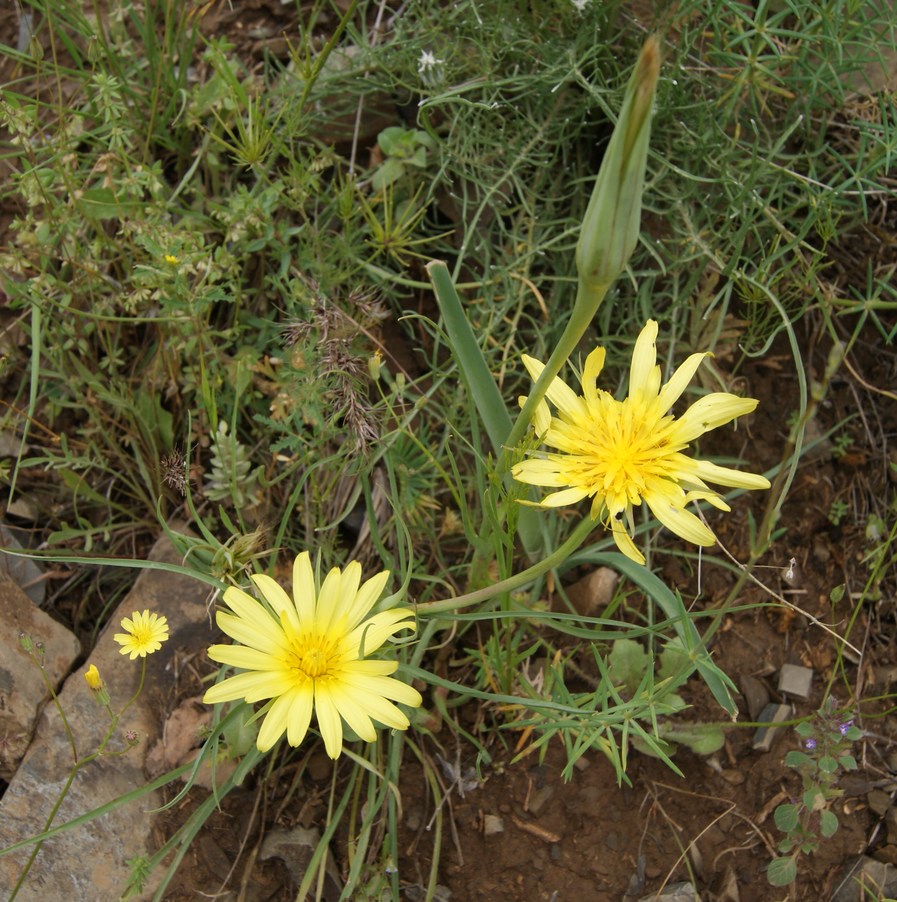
283,622,340,681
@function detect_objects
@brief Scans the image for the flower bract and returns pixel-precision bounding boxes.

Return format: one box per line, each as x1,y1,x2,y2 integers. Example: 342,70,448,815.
512,320,770,565
203,552,422,758
113,610,169,659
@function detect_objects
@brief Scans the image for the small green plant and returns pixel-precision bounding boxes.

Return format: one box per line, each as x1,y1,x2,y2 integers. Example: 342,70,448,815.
767,697,862,887
371,126,437,191
605,638,726,760
828,498,850,526
831,431,855,460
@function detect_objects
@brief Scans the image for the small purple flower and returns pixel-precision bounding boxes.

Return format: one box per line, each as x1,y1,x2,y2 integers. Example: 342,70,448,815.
838,721,854,736
805,738,817,750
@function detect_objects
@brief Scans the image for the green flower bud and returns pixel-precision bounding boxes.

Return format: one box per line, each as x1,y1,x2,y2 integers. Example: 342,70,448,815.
575,36,661,306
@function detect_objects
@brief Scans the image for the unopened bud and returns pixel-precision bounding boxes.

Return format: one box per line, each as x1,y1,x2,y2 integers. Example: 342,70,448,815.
84,664,103,690
575,36,661,304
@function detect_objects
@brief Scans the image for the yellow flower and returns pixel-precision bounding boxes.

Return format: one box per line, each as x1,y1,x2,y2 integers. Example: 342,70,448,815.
163,254,179,265
113,610,170,659
512,320,770,565
203,552,422,758
84,663,103,689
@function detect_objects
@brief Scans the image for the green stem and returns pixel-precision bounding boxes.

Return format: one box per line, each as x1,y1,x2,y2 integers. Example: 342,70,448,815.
416,515,595,616
499,280,610,470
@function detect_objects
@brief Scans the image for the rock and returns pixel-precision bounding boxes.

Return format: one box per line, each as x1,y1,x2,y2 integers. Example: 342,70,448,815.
0,528,212,901
832,855,897,901
562,567,619,616
778,663,813,699
0,570,79,780
0,523,45,605
867,788,892,817
738,673,770,721
639,881,700,901
752,703,793,752
259,826,341,900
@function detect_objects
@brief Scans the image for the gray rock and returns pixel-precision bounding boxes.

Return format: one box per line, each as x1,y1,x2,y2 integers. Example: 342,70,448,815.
832,855,897,901
0,570,79,780
0,524,45,606
0,528,211,901
778,663,813,700
639,881,700,901
752,703,794,752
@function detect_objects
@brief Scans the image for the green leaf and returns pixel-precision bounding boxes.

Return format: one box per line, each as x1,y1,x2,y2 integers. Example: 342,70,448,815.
820,809,839,838
76,187,129,219
803,788,825,811
608,639,650,697
426,260,541,556
775,803,800,833
767,857,798,886
784,750,813,768
818,755,839,774
660,723,726,756
371,157,405,191
591,554,738,716
838,754,858,770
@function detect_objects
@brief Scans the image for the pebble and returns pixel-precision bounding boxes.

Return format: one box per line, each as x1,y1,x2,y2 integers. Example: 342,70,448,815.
778,663,814,699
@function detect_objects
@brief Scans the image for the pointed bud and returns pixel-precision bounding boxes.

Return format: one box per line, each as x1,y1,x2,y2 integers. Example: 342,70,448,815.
84,664,103,690
575,36,661,303
84,663,111,706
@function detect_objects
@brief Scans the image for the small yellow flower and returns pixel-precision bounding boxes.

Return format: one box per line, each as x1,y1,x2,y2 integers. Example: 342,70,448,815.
163,254,179,265
512,320,770,565
84,663,103,689
203,552,421,758
114,610,170,659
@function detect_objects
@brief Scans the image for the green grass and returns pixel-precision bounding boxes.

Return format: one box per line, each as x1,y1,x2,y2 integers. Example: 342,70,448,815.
2,0,896,897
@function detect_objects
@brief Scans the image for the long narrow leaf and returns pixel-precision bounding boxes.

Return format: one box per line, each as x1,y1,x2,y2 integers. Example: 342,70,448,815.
426,260,542,555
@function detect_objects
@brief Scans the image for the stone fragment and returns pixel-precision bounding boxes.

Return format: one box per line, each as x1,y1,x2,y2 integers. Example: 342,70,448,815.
0,523,45,605
778,663,813,699
738,673,770,721
752,703,793,752
0,570,79,780
639,881,701,901
832,855,897,901
867,788,892,817
562,566,619,616
0,528,212,901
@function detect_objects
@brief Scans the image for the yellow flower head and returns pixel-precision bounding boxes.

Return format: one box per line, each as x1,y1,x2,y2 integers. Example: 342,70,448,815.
163,254,179,265
512,320,771,565
113,610,170,659
203,552,422,758
84,663,103,690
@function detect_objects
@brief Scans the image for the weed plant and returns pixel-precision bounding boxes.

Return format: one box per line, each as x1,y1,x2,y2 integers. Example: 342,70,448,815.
1,0,896,897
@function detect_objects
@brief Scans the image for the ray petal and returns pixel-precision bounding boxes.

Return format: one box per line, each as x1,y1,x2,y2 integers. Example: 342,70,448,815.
629,319,658,396
522,355,587,419
512,459,566,486
256,691,294,752
656,352,709,412
314,684,344,759
250,574,300,633
344,568,390,629
293,552,317,623
687,458,771,489
285,682,314,747
215,609,289,655
674,394,759,442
